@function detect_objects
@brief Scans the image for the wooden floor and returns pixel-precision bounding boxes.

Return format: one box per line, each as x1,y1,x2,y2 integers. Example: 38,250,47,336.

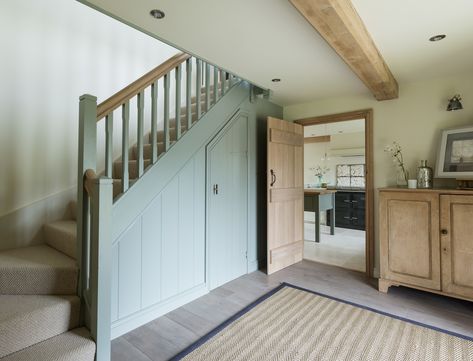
112,260,473,361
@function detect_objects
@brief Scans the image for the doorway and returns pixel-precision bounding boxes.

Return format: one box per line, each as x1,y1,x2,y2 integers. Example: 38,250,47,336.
207,112,249,289
294,110,374,277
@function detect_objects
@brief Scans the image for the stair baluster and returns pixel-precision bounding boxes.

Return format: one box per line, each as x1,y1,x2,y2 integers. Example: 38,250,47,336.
175,64,182,140
137,91,145,177
221,70,227,96
205,63,211,112
213,66,218,105
105,114,113,178
151,81,158,163
121,101,130,193
163,73,170,150
186,58,192,129
196,59,202,119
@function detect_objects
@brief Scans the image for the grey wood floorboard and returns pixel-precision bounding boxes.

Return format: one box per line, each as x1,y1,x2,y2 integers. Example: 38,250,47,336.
112,260,473,361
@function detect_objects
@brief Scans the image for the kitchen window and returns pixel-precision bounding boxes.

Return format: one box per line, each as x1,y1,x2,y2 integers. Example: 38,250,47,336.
336,164,365,188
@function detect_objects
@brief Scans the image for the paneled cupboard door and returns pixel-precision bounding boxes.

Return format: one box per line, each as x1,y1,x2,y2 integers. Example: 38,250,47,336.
379,191,441,290
207,113,248,290
440,195,473,299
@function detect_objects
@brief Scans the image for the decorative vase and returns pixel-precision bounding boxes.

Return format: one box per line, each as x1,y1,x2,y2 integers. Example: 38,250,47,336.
396,168,409,187
417,160,433,189
317,175,323,187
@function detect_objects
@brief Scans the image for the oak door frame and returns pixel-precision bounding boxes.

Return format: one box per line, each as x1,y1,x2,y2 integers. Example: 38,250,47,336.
294,109,374,278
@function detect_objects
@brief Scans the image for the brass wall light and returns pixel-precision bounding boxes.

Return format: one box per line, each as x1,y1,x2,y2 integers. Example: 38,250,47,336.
447,94,463,111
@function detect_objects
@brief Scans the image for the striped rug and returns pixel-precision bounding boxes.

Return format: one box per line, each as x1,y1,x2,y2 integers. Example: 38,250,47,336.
171,283,473,361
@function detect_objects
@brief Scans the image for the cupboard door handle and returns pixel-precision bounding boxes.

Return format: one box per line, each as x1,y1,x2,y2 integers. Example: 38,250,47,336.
343,200,351,203
213,184,219,195
270,169,277,187
343,216,351,220
441,229,448,235
351,200,358,203
351,217,358,220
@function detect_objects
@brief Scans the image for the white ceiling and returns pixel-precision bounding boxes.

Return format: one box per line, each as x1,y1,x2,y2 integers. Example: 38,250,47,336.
304,119,365,137
81,0,473,106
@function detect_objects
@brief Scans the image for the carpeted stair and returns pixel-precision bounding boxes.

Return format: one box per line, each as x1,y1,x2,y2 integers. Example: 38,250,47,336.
0,201,96,360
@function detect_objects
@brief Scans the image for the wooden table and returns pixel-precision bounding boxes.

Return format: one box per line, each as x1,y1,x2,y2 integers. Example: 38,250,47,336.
304,189,337,243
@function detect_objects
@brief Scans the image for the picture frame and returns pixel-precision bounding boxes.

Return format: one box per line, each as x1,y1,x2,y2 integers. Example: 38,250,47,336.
436,125,473,178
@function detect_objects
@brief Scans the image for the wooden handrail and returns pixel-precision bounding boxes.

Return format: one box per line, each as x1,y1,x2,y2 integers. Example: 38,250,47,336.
96,52,191,120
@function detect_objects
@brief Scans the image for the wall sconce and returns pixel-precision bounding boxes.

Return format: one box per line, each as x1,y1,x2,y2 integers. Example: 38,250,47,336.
447,94,463,111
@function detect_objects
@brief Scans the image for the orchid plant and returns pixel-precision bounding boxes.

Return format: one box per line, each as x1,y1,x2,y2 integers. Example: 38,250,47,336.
384,141,408,184
310,165,330,177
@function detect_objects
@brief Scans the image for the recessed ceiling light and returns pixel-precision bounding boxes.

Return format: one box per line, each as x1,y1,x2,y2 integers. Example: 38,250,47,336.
429,34,446,42
271,78,281,83
150,9,165,19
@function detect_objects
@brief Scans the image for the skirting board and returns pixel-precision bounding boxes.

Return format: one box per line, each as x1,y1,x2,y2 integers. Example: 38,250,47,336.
111,284,209,339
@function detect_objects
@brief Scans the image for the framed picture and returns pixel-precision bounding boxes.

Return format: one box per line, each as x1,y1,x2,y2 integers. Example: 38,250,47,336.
436,125,473,178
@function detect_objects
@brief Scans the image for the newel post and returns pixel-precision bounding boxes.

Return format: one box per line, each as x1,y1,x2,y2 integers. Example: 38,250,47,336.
77,94,97,305
89,177,113,361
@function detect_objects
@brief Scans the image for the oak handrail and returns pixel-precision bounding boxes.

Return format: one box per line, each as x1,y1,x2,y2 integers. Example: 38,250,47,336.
96,52,191,120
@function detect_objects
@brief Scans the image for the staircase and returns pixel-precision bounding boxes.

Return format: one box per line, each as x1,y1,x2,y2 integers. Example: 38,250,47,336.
0,201,95,360
0,52,242,360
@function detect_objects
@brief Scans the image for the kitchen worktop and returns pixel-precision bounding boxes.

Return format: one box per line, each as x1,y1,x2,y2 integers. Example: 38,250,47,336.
304,188,337,195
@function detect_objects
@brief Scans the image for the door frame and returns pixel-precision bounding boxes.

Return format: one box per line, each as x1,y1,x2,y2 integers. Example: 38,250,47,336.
294,109,374,278
205,110,250,290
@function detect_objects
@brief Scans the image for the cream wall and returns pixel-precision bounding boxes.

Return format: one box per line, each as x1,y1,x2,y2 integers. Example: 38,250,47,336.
285,72,473,275
0,0,179,218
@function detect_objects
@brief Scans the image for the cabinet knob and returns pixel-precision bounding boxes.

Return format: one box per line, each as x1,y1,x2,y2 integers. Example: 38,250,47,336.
441,229,448,235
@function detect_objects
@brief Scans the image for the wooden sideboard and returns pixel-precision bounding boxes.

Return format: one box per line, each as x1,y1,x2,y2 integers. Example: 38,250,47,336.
378,188,473,302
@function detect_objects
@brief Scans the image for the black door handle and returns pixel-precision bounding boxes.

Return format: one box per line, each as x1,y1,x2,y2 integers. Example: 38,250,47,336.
270,169,277,187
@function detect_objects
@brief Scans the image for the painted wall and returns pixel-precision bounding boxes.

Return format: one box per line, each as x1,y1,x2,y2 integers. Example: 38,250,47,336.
284,72,473,274
0,0,180,248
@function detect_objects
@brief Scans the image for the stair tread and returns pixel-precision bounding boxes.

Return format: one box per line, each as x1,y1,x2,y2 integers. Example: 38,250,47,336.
1,327,95,361
0,295,80,358
44,220,77,260
0,245,78,295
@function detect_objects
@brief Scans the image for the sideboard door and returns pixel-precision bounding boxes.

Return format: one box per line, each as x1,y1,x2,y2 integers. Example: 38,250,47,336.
440,195,473,299
380,191,441,290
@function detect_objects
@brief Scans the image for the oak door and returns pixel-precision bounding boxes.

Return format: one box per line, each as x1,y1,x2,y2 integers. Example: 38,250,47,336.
207,114,248,289
440,195,473,299
267,117,304,274
379,191,441,290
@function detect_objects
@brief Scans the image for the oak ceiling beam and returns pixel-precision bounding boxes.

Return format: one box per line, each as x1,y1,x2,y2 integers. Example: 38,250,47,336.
289,0,399,100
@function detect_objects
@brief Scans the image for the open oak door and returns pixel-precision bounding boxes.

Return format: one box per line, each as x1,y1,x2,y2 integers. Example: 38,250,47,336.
267,117,304,274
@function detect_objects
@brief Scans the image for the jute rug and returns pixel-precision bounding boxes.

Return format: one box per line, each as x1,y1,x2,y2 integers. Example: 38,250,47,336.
170,283,473,361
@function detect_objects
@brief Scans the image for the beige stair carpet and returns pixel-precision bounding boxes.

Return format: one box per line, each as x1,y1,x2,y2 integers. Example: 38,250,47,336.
1,327,95,361
0,295,80,357
172,283,473,361
44,220,77,260
0,245,77,295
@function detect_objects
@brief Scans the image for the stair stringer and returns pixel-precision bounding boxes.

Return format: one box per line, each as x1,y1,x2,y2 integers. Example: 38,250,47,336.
111,82,249,242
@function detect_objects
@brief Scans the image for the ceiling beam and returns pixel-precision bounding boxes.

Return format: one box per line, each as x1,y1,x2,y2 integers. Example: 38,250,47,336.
304,135,331,143
289,0,399,100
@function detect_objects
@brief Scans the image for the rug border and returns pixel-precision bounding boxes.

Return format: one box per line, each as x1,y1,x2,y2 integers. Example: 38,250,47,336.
169,282,473,360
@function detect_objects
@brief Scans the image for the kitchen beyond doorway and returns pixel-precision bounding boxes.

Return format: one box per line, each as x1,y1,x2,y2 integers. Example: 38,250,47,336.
294,110,374,277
